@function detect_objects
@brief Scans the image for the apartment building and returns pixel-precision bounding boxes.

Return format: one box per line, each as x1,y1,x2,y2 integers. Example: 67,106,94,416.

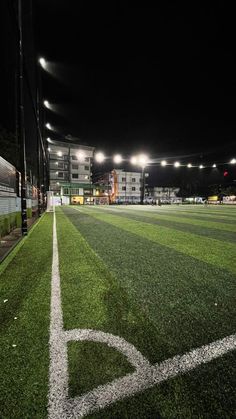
145,186,180,203
110,169,143,203
48,140,94,204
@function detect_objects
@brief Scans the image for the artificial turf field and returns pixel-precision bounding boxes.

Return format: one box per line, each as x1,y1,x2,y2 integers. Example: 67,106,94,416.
0,204,236,418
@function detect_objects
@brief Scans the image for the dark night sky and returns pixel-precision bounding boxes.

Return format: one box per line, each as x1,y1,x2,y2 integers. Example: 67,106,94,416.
1,1,236,187
34,1,236,161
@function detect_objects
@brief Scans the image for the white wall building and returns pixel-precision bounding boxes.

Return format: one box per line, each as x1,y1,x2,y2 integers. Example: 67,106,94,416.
152,187,180,203
110,169,142,203
48,140,94,203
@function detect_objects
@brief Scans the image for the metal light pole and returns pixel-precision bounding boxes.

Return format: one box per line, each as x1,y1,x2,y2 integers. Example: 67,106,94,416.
141,166,145,204
17,0,27,235
36,88,42,216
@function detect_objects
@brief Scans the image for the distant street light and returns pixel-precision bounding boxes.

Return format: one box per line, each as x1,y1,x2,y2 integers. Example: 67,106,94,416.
44,100,50,108
187,163,192,168
174,162,180,167
199,165,204,169
161,160,167,166
130,156,137,165
39,57,46,69
46,122,52,130
113,154,122,164
212,164,216,168
95,152,105,163
138,154,148,167
230,158,236,164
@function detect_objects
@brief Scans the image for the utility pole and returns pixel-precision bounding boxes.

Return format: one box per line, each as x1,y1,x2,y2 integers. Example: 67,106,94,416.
18,0,27,235
141,166,145,204
36,88,42,216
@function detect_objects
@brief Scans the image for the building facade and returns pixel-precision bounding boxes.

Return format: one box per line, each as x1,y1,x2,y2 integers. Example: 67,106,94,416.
146,186,180,203
48,140,94,204
110,169,143,203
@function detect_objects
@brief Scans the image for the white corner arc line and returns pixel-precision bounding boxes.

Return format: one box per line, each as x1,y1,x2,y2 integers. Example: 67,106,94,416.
48,210,236,419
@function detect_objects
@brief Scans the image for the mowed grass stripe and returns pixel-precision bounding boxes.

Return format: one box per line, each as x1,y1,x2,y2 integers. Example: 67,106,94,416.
111,206,236,223
63,207,236,361
61,208,236,418
76,207,236,273
96,206,236,232
0,213,53,419
90,207,236,244
56,208,165,364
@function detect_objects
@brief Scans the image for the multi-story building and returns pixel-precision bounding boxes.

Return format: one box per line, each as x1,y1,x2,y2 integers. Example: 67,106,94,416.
146,186,180,203
48,140,94,204
109,169,143,203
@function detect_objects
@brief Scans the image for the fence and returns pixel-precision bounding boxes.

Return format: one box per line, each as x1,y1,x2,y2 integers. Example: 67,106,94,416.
0,156,38,237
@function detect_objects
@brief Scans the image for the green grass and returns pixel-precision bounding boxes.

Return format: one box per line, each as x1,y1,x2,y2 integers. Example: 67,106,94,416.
1,204,236,418
57,205,236,418
72,206,236,273
68,341,134,397
0,213,53,419
85,206,236,243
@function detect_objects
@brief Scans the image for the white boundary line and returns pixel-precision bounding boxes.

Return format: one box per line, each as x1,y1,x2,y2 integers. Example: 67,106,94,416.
48,210,236,418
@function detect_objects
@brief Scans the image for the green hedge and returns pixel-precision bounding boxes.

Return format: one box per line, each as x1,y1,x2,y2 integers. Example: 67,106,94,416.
0,212,21,238
0,208,35,238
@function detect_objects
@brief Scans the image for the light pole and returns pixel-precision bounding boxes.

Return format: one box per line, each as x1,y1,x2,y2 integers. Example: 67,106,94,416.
141,166,145,205
17,0,27,235
131,154,148,205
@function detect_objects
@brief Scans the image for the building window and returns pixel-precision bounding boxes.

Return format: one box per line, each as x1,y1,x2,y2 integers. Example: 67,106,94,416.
71,155,77,160
85,157,89,162
122,177,126,182
72,164,78,170
72,173,78,179
58,162,64,169
140,187,142,191
122,186,126,191
132,187,136,191
84,165,90,170
132,178,136,182
58,172,64,178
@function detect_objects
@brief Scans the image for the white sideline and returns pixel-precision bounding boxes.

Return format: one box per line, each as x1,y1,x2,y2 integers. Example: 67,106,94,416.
48,210,236,418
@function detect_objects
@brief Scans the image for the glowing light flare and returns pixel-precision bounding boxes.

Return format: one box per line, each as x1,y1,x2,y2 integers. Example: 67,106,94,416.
77,151,85,161
187,163,192,168
230,158,236,164
161,160,167,166
39,57,46,68
57,151,62,157
130,156,137,165
212,164,216,168
113,154,122,164
95,152,105,163
44,100,50,108
199,165,204,169
174,162,180,167
138,154,148,167
46,122,52,130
